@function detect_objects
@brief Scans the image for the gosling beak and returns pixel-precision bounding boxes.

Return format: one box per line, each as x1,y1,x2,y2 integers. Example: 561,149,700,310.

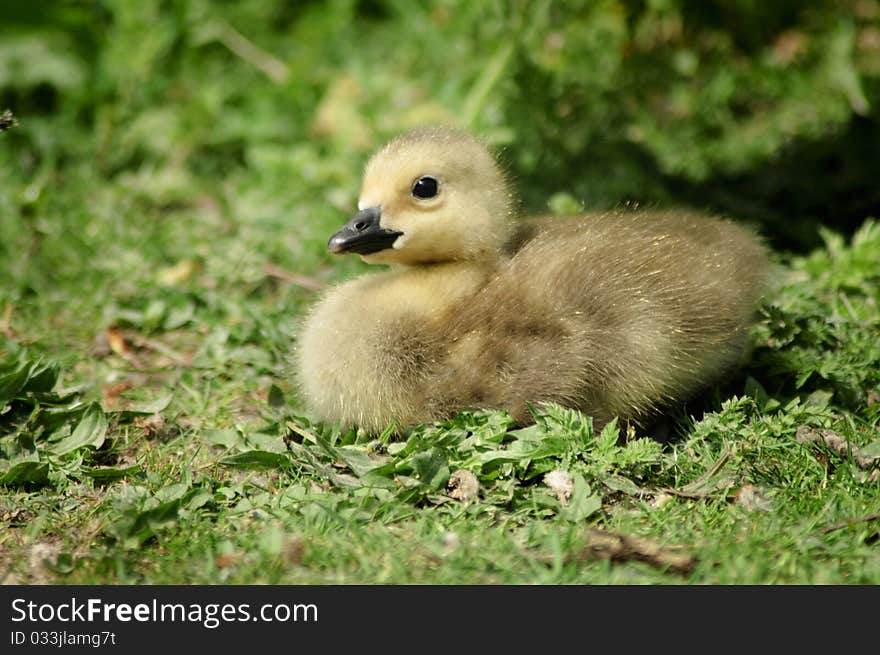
327,206,402,255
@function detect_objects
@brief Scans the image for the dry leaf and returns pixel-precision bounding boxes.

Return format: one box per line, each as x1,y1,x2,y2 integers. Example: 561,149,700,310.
102,380,134,408
215,553,240,569
772,30,807,65
283,537,305,565
579,528,696,574
106,326,134,358
158,260,196,286
135,413,166,438
796,425,880,470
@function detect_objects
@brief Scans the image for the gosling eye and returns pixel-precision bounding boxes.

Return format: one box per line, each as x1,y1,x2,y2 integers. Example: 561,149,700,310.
411,176,439,200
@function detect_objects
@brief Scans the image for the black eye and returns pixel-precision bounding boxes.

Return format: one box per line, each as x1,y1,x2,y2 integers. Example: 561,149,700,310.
411,176,439,199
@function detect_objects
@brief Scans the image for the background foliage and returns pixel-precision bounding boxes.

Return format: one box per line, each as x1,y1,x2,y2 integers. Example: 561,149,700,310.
3,0,880,252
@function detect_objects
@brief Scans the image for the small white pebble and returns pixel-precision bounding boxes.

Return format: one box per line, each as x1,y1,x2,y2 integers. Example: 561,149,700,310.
28,542,60,579
442,531,460,551
651,492,673,510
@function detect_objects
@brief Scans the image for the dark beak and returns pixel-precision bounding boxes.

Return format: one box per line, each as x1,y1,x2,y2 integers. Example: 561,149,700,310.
327,206,402,255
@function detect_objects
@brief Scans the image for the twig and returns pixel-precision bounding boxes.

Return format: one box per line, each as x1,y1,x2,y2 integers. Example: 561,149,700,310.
214,20,289,84
285,421,320,445
1,302,13,337
662,446,732,499
264,263,326,291
660,487,710,500
815,513,880,536
128,334,192,367
578,527,696,574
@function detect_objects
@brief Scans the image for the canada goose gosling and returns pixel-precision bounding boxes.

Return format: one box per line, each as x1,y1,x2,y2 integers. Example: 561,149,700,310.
295,127,770,434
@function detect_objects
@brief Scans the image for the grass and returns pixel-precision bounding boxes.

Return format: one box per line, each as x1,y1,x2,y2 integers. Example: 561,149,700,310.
2,2,879,585
2,197,878,584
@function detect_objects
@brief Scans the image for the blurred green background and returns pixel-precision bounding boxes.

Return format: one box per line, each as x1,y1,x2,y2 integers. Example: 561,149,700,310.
2,0,879,274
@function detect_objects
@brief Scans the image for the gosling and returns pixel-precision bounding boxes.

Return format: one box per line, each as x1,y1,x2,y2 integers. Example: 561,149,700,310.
295,127,770,434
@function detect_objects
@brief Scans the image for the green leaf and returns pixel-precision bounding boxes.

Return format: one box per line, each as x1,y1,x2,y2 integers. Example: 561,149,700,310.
41,402,93,438
22,360,60,393
243,431,287,453
595,418,620,454
220,450,293,470
603,475,647,496
45,552,75,575
268,385,285,408
618,438,663,468
82,464,141,481
804,389,833,410
0,461,49,486
49,403,108,456
0,360,30,404
744,376,771,410
560,474,601,522
410,448,450,490
155,482,191,504
119,490,201,546
336,445,391,478
203,428,244,450
857,439,880,461
111,393,173,417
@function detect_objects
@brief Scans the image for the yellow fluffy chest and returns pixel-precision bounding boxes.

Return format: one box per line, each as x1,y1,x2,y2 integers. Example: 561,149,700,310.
294,264,489,431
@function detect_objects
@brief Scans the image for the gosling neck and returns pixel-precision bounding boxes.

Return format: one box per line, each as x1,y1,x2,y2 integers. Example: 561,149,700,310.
379,258,495,318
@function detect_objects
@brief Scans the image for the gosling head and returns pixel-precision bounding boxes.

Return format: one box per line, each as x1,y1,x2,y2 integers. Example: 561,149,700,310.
327,127,514,265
